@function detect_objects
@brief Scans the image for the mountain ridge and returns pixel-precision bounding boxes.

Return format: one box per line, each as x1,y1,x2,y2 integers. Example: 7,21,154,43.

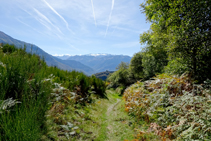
64,54,131,73
0,31,94,75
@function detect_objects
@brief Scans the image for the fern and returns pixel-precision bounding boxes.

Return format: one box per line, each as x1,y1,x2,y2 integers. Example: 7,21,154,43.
0,98,21,113
124,73,211,140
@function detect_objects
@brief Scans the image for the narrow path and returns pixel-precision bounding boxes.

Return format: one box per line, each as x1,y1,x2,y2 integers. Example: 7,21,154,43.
92,91,135,141
106,98,121,140
81,90,136,141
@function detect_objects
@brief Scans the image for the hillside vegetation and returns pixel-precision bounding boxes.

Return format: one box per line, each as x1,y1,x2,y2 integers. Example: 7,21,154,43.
107,0,211,140
0,44,106,140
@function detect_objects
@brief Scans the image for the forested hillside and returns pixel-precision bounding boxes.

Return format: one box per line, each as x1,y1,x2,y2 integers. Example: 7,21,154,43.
107,0,211,140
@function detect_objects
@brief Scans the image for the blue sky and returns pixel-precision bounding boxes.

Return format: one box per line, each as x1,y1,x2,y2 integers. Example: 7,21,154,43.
0,0,151,57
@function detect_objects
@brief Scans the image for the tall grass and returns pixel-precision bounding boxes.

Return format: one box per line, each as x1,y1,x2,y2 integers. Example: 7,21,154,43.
0,44,106,140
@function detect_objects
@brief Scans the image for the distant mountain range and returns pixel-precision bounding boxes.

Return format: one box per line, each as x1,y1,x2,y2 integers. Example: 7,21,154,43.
54,54,131,73
0,31,132,75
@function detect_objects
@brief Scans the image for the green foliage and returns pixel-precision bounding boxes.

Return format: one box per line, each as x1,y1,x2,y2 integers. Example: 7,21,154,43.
107,62,131,90
140,0,211,82
107,52,149,94
115,86,126,95
0,44,106,140
141,48,167,79
116,61,129,70
91,75,107,98
164,57,189,75
2,44,18,54
129,52,144,80
139,25,168,79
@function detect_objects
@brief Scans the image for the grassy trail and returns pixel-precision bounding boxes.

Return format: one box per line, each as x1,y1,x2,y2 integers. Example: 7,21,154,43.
82,90,136,141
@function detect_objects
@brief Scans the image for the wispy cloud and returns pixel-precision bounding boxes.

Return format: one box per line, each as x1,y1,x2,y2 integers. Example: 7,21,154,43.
90,0,97,26
66,42,80,51
20,7,65,39
112,0,114,9
42,0,74,34
33,8,63,35
20,8,51,30
104,0,115,37
16,18,46,35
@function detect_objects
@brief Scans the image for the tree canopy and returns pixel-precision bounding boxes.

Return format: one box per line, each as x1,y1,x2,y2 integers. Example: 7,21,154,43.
140,0,211,82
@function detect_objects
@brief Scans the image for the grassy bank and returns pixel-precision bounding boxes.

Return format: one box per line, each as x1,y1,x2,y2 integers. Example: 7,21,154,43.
0,44,106,140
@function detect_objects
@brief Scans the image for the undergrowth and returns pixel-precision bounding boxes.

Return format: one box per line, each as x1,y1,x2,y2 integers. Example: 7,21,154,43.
123,73,211,140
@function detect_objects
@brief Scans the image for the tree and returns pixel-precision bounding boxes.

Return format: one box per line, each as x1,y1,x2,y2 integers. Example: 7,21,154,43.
140,0,211,81
129,52,144,80
107,62,131,88
116,61,129,70
140,29,168,79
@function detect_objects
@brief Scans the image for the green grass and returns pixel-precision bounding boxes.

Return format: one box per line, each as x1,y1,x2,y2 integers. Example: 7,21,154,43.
96,111,108,140
79,90,137,141
1,103,42,141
